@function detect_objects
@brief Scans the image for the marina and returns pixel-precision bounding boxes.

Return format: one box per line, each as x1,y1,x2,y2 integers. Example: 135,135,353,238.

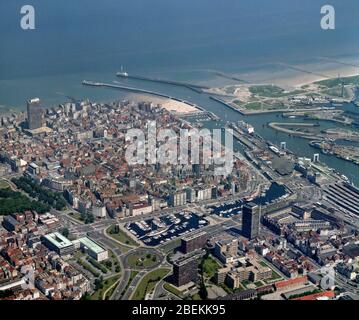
209,183,288,217
125,212,209,247
2,0,359,302
209,199,244,218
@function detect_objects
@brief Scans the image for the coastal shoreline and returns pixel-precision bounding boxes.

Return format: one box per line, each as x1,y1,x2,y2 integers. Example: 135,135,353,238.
2,56,359,113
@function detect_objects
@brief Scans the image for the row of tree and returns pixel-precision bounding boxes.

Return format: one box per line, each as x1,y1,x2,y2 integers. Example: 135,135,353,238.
12,176,67,210
0,188,50,215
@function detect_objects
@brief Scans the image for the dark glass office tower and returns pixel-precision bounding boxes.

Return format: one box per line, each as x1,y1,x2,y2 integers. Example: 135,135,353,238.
242,202,260,240
172,252,203,287
27,98,43,130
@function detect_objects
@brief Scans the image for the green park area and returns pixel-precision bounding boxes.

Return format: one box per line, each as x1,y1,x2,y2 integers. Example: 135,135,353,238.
12,176,67,210
163,283,183,298
0,179,10,189
322,86,351,99
0,188,50,215
126,252,159,269
69,211,85,223
249,85,285,97
131,268,170,300
244,102,263,110
249,85,304,98
202,255,220,279
242,101,287,112
107,225,139,247
192,293,202,300
89,275,121,300
315,75,359,88
119,270,139,299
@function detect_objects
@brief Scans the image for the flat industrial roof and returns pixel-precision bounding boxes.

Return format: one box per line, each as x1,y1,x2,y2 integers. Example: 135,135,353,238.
78,237,106,254
182,231,207,241
44,232,73,249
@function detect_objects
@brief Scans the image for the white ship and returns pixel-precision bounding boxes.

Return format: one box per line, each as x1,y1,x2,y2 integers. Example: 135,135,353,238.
147,226,169,238
237,121,255,134
117,66,128,77
183,213,192,220
152,218,166,229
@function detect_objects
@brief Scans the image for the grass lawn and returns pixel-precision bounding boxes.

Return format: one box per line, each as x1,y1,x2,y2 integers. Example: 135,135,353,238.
108,250,121,273
91,275,121,300
127,252,158,269
233,100,243,107
104,276,122,300
259,261,268,267
120,270,139,298
249,85,305,98
249,85,285,98
69,211,84,223
107,225,139,247
241,280,251,288
322,86,351,99
244,102,263,110
163,283,183,298
270,270,282,280
192,293,202,300
0,179,10,189
131,268,170,300
264,271,282,284
202,256,220,279
73,250,85,260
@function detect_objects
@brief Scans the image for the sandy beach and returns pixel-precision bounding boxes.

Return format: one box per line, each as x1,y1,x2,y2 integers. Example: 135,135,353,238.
271,68,359,88
126,93,200,115
238,61,359,88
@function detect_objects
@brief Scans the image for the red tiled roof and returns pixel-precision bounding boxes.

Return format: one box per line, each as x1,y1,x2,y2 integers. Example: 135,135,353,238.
292,291,335,301
275,276,308,290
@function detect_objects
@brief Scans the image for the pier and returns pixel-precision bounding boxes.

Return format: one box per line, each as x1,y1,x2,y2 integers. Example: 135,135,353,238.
209,96,245,115
116,72,210,90
213,71,247,83
268,122,321,140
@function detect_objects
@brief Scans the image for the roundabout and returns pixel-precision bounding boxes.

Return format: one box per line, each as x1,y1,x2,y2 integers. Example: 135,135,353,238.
124,249,164,271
